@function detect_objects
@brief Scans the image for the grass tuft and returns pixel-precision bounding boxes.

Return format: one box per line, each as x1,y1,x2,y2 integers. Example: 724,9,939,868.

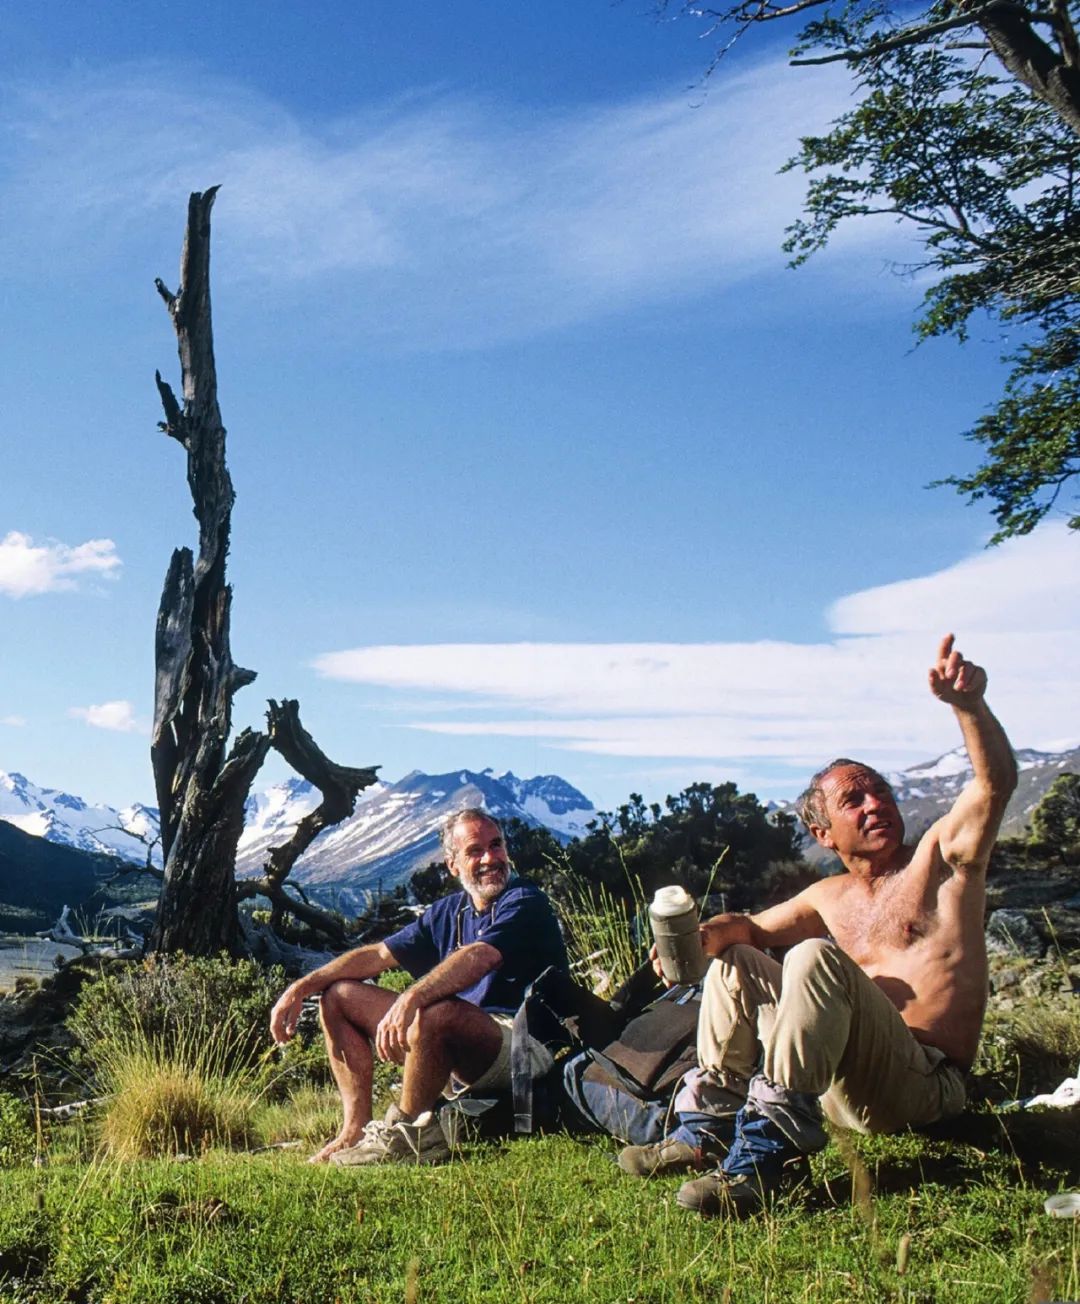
558,877,645,994
97,1042,257,1159
257,1084,342,1148
978,997,1080,1097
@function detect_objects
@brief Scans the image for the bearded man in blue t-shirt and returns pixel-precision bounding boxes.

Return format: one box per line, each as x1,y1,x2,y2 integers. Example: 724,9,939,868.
270,807,567,1165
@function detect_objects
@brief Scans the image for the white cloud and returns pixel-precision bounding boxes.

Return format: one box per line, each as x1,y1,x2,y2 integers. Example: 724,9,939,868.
68,700,145,734
0,59,907,345
0,531,121,599
313,525,1080,770
829,527,1080,636
0,715,27,727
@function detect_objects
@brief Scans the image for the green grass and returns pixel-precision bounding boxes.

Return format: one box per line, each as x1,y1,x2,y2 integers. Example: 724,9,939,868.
1,1125,1077,1303
7,921,1077,1301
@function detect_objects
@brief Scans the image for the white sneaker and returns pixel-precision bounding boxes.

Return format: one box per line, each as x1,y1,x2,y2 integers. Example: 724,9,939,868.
330,1110,452,1166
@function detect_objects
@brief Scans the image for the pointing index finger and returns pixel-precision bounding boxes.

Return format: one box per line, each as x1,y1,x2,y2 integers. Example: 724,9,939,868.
936,632,955,664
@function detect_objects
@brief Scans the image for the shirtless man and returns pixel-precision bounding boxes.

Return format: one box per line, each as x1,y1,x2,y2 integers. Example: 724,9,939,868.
621,634,1017,1217
269,808,566,1165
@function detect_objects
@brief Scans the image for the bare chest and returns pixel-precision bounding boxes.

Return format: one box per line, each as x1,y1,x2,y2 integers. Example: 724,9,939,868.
825,870,940,962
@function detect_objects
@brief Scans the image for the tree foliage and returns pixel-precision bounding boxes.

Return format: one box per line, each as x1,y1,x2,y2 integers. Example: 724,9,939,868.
657,0,1080,539
565,782,810,909
408,785,812,917
1029,771,1080,860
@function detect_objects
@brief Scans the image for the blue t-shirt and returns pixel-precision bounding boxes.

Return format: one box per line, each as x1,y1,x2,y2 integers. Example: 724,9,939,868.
383,878,568,1015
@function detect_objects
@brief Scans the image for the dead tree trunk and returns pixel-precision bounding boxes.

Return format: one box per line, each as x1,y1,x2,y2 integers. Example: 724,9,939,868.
235,699,380,946
149,188,269,955
147,189,381,957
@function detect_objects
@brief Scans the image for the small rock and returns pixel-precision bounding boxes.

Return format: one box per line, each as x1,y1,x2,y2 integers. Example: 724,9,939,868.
986,909,1045,959
991,967,1021,993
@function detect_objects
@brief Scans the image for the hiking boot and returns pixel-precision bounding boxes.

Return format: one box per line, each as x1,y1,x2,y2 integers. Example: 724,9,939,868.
330,1110,452,1167
618,1136,706,1178
676,1074,826,1217
676,1156,811,1218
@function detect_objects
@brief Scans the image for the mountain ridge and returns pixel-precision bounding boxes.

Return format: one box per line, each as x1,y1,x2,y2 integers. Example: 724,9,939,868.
2,743,1076,909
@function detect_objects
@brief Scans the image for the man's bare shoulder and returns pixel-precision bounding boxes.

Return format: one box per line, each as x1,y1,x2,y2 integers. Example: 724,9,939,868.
802,871,855,906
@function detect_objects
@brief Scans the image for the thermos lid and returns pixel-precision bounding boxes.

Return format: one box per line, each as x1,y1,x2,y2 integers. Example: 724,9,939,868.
650,885,695,917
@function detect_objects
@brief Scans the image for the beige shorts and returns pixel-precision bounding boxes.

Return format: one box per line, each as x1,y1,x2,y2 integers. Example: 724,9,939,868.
446,1013,554,1096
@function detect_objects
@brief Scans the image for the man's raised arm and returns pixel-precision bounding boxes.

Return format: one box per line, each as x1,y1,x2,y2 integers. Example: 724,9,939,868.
929,632,1018,874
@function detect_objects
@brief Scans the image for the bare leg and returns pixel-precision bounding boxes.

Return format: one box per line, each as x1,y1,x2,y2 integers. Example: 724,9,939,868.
399,999,504,1118
310,980,397,1163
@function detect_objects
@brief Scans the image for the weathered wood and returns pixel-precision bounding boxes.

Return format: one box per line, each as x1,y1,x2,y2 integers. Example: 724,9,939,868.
148,189,381,957
263,698,379,888
233,699,380,947
149,189,267,955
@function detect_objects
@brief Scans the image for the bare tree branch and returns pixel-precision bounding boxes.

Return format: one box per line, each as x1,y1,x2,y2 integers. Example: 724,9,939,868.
790,4,1023,64
229,698,380,948
260,698,379,894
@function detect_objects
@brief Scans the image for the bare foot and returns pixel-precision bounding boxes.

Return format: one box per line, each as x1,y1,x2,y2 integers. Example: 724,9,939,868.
308,1132,362,1164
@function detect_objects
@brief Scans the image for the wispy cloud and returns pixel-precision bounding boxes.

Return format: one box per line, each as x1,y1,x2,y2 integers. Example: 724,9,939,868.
0,531,121,599
68,700,145,734
313,526,1080,771
0,59,908,346
0,715,27,728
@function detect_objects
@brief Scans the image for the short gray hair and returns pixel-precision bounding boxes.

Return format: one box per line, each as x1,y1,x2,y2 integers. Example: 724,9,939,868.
795,758,889,831
441,806,503,860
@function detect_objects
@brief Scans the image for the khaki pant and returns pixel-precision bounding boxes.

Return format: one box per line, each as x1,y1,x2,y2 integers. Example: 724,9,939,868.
697,940,967,1134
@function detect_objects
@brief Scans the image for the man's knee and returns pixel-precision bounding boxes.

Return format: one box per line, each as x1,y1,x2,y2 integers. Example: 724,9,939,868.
320,979,382,1031
405,998,463,1049
705,942,772,987
781,938,847,989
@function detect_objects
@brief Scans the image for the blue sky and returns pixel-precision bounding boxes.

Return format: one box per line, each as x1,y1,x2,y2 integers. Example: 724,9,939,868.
2,2,1077,814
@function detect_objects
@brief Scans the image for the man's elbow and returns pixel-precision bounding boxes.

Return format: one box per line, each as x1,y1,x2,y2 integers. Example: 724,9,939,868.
466,941,503,973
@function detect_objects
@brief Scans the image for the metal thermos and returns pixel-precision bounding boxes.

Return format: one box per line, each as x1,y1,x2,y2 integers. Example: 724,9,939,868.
649,885,707,985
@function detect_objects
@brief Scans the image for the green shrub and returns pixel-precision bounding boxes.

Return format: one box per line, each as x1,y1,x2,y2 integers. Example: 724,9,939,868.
0,1091,35,1166
67,953,285,1079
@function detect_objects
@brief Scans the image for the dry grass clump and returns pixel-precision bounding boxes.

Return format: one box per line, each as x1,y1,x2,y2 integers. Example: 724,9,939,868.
98,1040,259,1159
978,994,1080,1098
558,878,644,995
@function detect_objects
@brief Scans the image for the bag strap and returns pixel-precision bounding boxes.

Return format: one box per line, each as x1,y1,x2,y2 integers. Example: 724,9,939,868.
511,998,535,1134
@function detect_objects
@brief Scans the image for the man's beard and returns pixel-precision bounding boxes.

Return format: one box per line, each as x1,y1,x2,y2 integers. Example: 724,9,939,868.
463,864,509,904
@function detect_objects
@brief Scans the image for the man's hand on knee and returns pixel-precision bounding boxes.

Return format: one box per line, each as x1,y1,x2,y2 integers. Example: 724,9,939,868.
375,992,420,1065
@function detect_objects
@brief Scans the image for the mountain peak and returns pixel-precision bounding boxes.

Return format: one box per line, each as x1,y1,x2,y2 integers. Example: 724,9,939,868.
234,765,596,910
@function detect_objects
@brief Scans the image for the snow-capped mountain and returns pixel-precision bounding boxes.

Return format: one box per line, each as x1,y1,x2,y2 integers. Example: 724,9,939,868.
6,741,1075,912
234,767,596,911
0,770,161,865
886,743,1080,841
0,765,594,908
